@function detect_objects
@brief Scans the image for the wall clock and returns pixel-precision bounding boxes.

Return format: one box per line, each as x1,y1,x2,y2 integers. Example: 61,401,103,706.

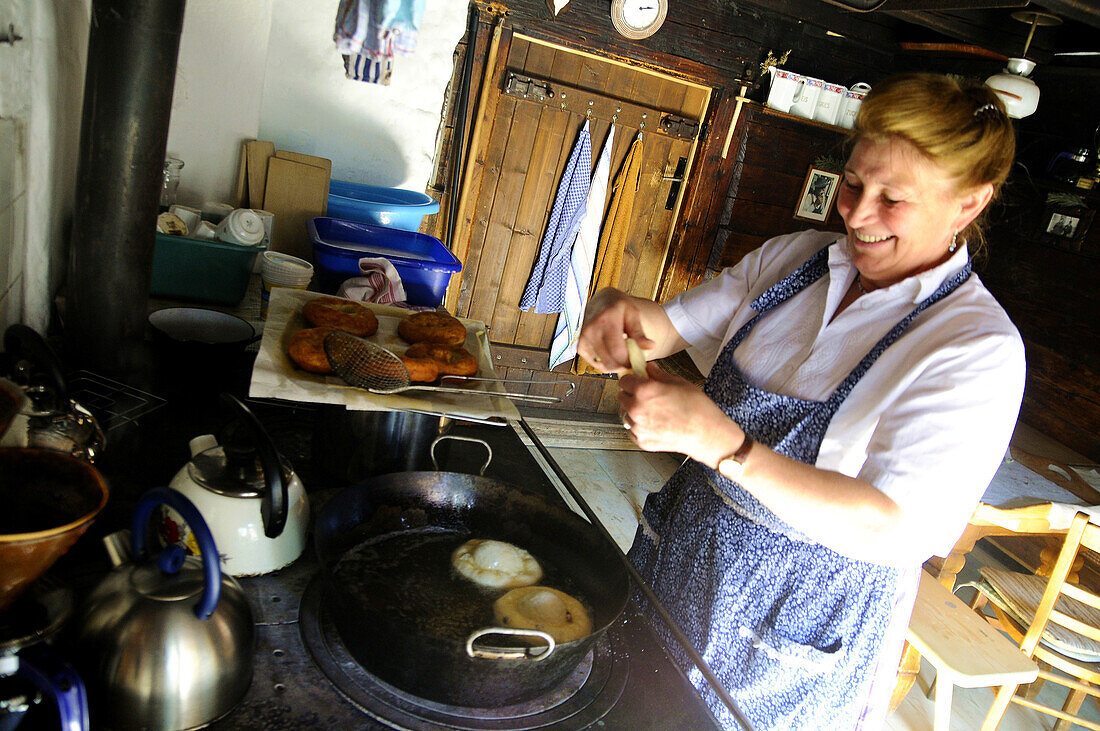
610,0,668,40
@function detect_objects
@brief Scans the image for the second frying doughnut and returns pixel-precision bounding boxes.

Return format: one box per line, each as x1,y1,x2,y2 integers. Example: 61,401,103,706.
397,311,467,346
399,355,440,383
405,342,478,377
287,327,336,374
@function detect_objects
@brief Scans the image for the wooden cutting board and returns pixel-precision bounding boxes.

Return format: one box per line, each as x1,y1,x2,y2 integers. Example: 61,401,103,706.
262,157,330,261
274,150,332,212
245,140,276,209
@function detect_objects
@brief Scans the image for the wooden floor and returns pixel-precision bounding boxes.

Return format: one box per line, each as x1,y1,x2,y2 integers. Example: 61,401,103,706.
517,419,1098,730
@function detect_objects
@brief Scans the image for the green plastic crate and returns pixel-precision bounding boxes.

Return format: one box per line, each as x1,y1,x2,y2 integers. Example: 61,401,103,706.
151,233,261,305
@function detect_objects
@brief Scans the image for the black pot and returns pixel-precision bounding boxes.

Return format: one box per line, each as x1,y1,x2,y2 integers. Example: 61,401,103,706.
311,406,450,481
314,471,630,707
148,308,259,352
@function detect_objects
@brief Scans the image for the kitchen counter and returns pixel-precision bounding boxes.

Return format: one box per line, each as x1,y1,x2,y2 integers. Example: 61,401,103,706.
34,342,721,729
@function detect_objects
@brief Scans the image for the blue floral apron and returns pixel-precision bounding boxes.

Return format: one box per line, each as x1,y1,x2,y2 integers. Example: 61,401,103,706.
629,244,972,729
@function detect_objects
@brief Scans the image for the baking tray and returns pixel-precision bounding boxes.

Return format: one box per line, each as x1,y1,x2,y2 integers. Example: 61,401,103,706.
249,289,520,424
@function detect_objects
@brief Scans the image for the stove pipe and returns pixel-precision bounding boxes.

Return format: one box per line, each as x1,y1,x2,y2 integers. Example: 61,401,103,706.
65,0,186,378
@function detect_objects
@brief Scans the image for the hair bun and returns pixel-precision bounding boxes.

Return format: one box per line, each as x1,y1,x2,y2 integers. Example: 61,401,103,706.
973,102,1001,121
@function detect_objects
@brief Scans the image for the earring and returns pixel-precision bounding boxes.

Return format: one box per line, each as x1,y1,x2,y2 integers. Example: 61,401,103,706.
948,231,958,253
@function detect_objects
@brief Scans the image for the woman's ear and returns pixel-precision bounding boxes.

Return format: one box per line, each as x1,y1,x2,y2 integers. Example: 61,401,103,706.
953,182,995,233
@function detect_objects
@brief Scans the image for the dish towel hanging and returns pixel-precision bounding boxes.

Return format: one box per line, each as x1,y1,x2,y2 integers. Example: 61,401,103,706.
549,125,614,371
519,121,593,314
335,0,425,86
577,132,644,374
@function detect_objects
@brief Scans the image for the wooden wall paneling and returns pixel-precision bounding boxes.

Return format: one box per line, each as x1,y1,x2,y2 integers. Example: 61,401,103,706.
486,42,567,344
513,47,587,348
455,89,521,317
449,21,512,312
597,377,621,414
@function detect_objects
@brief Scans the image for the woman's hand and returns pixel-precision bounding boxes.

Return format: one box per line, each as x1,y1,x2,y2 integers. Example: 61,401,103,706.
578,288,685,374
618,364,744,468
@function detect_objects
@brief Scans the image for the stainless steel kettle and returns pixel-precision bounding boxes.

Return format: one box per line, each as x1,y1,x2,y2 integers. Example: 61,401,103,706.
74,488,254,730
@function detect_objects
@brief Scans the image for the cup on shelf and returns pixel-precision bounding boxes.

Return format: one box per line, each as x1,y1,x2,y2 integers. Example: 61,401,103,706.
836,83,871,130
789,76,824,119
814,83,847,126
260,251,313,319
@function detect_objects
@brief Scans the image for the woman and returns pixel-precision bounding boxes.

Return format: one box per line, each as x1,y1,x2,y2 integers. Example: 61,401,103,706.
578,74,1025,729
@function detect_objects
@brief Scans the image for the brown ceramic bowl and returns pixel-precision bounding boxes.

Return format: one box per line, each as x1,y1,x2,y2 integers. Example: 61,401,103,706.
0,448,109,611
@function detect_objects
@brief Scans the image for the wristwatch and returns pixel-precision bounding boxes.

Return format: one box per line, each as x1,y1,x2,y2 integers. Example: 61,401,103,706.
717,434,754,480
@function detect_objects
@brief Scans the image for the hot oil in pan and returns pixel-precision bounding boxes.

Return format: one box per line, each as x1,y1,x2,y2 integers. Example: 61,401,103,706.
332,528,592,643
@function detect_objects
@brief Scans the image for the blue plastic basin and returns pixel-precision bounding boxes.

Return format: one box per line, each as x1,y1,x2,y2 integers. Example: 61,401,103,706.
308,217,461,307
327,181,440,231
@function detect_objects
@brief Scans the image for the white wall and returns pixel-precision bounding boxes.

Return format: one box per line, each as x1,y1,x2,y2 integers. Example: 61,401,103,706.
167,0,468,208
1,0,467,332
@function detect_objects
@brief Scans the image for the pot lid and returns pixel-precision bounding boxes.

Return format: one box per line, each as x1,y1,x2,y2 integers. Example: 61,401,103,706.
130,560,205,601
188,444,267,498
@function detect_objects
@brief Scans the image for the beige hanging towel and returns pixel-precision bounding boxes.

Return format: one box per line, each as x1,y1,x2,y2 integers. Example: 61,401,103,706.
575,133,644,375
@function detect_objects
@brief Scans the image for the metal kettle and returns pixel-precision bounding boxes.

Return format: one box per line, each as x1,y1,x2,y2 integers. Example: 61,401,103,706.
165,393,309,576
74,488,254,731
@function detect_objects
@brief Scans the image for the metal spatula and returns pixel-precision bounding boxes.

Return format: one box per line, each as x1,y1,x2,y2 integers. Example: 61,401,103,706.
323,331,570,405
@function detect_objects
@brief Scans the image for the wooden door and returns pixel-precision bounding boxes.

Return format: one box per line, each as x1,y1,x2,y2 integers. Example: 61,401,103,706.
454,36,711,356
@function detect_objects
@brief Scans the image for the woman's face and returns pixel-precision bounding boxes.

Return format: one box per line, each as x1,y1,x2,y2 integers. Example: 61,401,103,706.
836,135,986,288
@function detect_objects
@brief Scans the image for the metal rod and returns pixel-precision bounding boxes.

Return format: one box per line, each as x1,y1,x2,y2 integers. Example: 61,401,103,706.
517,418,754,730
446,5,479,251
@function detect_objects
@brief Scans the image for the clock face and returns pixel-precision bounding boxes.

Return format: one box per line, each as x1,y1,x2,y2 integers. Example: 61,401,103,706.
611,0,668,40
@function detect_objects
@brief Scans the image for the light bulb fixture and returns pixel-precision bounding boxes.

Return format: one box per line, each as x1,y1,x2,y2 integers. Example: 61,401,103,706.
984,10,1061,119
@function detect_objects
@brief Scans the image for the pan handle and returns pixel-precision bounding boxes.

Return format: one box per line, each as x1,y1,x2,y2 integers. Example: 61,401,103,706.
430,434,492,475
465,627,555,661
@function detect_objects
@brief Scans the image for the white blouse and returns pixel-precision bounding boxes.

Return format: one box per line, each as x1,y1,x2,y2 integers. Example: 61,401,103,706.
664,229,1026,565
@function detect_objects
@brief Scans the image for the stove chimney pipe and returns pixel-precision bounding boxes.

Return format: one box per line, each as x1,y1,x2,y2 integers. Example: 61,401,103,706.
65,0,186,378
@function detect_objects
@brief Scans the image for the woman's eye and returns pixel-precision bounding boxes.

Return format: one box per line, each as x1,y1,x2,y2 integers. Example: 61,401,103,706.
842,179,860,191
882,194,900,206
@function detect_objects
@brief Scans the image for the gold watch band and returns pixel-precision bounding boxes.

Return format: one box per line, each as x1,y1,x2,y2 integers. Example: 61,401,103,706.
716,434,754,479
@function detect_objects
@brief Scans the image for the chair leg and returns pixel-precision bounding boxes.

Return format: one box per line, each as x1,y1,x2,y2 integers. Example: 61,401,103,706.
933,679,954,731
1021,676,1046,699
980,684,1019,731
1053,688,1087,731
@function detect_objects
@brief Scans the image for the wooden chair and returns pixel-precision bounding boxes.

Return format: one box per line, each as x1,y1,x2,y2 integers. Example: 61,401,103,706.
889,447,1100,713
978,511,1100,730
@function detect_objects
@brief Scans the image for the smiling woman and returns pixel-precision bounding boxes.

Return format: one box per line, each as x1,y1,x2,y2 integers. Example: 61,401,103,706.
576,73,1027,730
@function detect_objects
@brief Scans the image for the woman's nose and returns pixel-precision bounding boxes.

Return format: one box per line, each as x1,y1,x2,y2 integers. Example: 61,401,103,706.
843,191,877,228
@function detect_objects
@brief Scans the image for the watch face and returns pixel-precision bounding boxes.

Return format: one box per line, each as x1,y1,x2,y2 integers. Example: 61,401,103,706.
611,0,667,39
623,0,660,29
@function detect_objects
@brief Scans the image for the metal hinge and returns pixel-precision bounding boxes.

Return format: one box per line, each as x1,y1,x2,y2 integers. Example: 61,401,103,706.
659,114,700,140
504,73,555,102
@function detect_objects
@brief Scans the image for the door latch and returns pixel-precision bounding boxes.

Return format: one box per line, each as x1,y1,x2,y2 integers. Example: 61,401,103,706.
504,73,555,102
659,114,700,140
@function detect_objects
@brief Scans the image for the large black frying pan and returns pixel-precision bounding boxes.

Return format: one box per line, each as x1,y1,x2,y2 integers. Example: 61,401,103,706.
314,469,631,707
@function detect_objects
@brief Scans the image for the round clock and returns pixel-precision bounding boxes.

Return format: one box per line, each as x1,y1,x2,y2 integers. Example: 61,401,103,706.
610,0,668,40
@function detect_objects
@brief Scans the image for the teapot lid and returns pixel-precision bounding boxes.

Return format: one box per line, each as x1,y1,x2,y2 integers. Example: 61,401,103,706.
188,444,267,498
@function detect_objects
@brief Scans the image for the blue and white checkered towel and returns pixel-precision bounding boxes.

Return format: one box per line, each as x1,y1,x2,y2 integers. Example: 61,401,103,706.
519,121,592,314
549,125,614,370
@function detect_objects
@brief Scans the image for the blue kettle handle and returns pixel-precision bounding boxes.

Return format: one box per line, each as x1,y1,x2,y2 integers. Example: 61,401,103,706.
131,487,221,619
16,642,90,731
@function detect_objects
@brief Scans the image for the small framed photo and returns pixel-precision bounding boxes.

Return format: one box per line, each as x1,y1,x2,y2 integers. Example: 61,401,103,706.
794,167,841,223
1038,204,1094,253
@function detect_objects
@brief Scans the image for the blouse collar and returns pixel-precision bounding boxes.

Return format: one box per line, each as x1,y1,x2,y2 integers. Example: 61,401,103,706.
829,237,971,304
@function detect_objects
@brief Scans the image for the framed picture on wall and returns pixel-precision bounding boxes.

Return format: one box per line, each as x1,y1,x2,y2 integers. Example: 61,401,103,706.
794,167,841,223
1038,204,1094,253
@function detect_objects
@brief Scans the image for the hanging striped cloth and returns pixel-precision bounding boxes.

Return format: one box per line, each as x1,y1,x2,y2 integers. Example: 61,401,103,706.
549,125,614,370
519,121,593,314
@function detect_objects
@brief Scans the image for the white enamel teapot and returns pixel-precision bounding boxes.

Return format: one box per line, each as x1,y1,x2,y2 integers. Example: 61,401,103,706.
163,393,309,576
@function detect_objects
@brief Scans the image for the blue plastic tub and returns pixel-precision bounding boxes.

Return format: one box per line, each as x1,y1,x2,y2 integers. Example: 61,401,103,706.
308,217,461,307
327,181,440,231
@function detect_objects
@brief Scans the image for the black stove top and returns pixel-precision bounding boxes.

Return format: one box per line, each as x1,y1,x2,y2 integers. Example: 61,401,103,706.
17,366,718,730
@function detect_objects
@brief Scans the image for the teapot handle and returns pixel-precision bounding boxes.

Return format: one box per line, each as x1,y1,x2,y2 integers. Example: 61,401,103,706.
220,393,287,538
131,487,221,620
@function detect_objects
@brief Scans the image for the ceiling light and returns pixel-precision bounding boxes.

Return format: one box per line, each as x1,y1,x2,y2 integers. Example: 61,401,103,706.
984,11,1061,119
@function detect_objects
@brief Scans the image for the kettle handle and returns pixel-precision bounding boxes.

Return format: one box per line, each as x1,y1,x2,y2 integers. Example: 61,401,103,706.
131,487,222,620
220,393,288,539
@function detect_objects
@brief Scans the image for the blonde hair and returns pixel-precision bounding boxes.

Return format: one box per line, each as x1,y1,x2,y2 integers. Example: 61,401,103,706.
852,73,1016,257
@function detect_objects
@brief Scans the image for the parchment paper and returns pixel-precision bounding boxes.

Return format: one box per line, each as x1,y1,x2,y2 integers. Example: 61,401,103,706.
249,289,520,423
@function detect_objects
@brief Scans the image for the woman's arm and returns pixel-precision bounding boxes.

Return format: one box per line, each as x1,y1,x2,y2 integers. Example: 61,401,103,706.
620,366,903,562
578,288,688,375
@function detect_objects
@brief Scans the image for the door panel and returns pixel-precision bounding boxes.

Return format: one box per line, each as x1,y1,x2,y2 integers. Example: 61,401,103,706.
456,35,710,354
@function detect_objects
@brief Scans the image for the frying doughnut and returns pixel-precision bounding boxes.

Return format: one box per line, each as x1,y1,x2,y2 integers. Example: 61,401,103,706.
399,355,440,384
287,327,336,374
452,539,542,589
493,586,592,644
405,342,478,377
397,311,467,346
303,297,378,337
